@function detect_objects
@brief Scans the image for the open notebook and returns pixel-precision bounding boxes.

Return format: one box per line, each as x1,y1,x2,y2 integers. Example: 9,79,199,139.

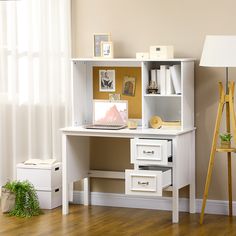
85,100,128,130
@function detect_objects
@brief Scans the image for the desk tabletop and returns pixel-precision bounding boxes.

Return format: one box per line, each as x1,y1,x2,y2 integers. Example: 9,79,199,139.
61,126,195,138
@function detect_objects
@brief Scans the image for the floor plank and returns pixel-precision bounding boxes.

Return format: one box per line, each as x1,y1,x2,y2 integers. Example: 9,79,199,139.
1,204,236,236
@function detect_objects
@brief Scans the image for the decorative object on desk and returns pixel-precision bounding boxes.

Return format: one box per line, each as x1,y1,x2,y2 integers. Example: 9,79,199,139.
101,41,113,58
149,45,174,59
122,76,136,96
99,69,115,92
136,52,149,60
1,187,16,213
149,116,162,129
147,69,158,94
219,133,232,149
127,119,138,129
3,180,42,217
199,35,236,224
109,93,120,100
150,116,181,129
93,33,111,58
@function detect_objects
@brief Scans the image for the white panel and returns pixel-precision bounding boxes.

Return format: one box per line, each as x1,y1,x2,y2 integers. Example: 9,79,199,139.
66,136,90,183
173,131,195,189
182,61,194,129
72,61,87,126
141,61,151,128
85,62,93,124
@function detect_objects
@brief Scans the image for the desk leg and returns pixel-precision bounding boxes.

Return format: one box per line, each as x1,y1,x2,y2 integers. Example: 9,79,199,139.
62,182,69,214
69,183,74,202
190,131,196,213
84,177,90,205
62,134,69,215
190,182,196,213
172,188,179,223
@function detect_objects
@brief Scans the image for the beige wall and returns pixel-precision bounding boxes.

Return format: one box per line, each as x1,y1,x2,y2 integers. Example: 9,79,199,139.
72,0,236,200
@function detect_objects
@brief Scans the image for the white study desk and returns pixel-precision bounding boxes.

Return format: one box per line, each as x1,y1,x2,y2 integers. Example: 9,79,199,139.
61,126,196,223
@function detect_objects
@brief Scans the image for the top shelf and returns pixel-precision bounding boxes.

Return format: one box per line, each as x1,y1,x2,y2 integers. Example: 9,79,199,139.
72,58,196,63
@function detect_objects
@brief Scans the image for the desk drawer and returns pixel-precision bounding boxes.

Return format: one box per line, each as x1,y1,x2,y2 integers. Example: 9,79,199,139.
125,168,172,196
131,139,171,165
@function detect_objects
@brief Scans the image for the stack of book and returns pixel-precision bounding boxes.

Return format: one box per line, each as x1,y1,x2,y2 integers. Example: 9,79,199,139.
149,65,181,95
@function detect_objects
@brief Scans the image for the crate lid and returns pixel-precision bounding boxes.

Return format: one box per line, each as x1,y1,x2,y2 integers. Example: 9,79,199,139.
17,162,61,170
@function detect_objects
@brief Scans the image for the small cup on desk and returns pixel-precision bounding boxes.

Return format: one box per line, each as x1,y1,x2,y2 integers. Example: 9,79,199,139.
127,120,138,130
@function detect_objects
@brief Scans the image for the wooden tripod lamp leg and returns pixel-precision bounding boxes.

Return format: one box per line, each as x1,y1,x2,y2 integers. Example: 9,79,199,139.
200,83,225,224
227,81,236,216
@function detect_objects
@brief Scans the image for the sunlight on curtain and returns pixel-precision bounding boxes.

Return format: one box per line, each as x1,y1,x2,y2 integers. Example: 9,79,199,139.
0,0,71,185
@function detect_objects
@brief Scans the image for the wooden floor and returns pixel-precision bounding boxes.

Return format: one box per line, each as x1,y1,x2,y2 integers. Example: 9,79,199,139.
1,204,236,236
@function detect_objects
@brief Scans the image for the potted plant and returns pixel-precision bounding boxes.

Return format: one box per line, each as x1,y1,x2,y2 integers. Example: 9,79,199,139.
2,180,42,217
219,132,232,148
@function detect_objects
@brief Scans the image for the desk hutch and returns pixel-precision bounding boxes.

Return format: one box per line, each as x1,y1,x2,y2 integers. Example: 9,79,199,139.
61,58,195,223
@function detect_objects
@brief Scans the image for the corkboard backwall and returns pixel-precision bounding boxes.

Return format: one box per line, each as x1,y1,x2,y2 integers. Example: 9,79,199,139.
93,67,142,119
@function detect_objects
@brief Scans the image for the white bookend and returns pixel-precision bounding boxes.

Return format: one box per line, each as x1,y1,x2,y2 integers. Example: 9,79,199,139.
160,65,167,95
156,69,161,93
170,65,181,94
166,69,174,94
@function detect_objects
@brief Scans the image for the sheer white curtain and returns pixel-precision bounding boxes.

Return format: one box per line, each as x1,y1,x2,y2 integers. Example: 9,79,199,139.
0,0,71,185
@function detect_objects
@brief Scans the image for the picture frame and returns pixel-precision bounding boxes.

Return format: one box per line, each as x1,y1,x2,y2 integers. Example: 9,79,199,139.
93,33,111,58
101,41,114,58
99,69,115,92
122,76,136,96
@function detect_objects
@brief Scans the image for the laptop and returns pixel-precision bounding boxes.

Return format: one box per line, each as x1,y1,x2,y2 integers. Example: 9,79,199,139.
85,100,128,130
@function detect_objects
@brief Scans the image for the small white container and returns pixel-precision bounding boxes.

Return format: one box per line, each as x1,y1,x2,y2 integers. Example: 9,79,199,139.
17,162,62,191
36,187,62,209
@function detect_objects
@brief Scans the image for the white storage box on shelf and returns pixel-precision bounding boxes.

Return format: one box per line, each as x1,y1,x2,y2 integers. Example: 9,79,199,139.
16,162,62,209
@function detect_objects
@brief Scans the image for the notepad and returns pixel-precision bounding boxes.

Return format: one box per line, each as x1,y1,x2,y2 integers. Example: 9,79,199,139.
24,159,57,165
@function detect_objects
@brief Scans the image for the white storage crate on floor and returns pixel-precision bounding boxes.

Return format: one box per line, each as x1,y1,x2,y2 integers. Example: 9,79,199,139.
16,162,62,209
17,162,62,190
36,187,62,209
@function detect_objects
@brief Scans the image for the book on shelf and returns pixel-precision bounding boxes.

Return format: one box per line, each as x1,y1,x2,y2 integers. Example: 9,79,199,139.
166,68,175,95
170,65,181,94
160,65,166,95
157,69,161,93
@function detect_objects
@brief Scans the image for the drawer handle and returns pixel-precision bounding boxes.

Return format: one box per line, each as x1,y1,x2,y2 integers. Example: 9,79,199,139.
143,150,154,154
138,181,149,186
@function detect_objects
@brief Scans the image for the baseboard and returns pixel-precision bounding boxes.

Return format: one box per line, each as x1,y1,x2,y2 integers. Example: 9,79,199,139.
73,191,236,216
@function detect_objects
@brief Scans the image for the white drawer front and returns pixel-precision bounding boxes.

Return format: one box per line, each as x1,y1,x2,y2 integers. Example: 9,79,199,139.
130,174,157,192
131,139,171,165
125,169,171,196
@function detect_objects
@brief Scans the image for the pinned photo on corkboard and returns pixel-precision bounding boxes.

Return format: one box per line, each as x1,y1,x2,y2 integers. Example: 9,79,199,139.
122,76,136,96
109,93,120,100
99,69,115,92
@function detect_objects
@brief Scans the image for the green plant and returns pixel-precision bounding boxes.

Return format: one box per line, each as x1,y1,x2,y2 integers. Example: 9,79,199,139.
219,133,232,142
4,180,42,217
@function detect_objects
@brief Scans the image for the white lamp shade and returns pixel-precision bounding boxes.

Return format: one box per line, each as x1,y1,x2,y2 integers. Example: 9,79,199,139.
200,35,236,67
